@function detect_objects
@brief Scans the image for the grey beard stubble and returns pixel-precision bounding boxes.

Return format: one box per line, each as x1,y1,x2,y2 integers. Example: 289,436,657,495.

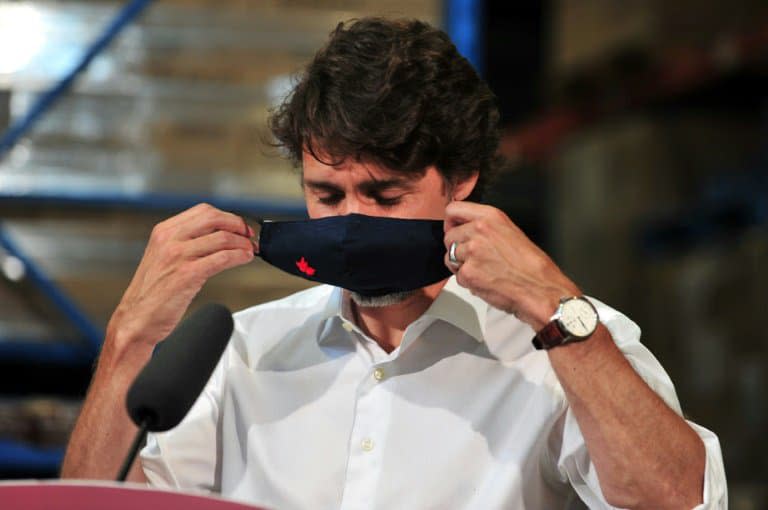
349,290,416,308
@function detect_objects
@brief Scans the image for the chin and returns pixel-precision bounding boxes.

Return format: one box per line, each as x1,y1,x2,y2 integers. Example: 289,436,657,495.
349,290,416,308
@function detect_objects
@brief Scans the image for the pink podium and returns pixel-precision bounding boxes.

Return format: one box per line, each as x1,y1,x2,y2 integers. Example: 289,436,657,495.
0,481,266,510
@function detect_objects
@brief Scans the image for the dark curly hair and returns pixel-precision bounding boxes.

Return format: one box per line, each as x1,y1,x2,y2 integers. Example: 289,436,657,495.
268,17,503,202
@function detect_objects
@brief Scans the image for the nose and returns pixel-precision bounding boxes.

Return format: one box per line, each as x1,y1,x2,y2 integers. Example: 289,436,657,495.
338,196,377,216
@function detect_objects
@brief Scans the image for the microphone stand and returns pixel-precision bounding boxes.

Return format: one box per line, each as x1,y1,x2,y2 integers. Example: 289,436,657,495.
116,419,149,482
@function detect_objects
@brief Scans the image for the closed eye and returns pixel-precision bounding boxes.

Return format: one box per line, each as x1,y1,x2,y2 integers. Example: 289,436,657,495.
318,193,344,205
374,195,403,207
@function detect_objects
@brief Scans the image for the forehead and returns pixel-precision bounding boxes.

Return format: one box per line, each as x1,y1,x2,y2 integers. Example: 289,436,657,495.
301,151,424,184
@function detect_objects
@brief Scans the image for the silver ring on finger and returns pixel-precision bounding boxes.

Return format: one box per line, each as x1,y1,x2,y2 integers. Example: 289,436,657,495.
448,241,460,267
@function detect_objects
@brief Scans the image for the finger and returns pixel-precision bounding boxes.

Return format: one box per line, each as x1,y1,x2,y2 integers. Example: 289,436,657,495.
165,203,255,241
193,247,255,280
165,202,229,231
444,240,467,270
174,207,254,240
443,222,474,250
448,237,473,264
250,221,262,254
239,215,257,238
444,252,459,274
146,203,217,245
444,201,491,231
184,230,255,258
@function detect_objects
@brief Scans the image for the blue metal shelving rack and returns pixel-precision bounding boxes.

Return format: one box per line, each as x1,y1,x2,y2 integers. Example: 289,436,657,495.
0,0,309,476
445,0,484,74
0,0,482,477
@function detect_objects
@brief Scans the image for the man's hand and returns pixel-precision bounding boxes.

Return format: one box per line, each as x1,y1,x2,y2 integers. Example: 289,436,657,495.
109,202,256,349
61,203,255,481
444,200,707,509
443,201,579,330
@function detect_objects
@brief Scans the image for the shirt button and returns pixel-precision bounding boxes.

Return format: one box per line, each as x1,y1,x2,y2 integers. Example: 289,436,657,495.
373,368,385,381
342,322,354,332
361,438,374,452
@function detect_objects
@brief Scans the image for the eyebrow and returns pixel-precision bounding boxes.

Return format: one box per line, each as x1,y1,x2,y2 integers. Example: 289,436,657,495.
303,180,343,193
303,177,414,195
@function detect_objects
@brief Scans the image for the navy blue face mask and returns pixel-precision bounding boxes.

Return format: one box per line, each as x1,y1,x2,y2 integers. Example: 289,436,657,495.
257,213,451,296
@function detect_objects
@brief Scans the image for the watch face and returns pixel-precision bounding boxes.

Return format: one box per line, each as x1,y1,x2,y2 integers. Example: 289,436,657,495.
559,298,599,338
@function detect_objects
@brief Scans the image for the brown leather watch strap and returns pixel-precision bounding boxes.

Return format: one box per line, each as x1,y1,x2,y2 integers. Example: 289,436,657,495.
532,320,566,350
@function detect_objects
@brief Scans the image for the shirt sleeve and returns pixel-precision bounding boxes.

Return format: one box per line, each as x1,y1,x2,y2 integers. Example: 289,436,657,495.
552,298,728,509
139,339,234,492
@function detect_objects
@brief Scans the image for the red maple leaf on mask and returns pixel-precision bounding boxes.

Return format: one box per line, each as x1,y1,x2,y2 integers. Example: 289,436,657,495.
296,256,316,276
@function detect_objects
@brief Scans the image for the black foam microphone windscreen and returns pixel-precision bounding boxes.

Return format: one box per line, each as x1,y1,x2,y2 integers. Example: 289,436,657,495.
125,303,234,432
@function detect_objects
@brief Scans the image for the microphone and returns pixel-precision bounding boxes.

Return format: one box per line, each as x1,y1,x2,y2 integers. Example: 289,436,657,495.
116,303,234,481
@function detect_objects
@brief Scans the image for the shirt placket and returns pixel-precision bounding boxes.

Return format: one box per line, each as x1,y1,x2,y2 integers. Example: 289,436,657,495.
338,321,396,510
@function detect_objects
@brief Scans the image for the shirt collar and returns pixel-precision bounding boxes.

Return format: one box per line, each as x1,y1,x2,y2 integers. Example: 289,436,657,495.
317,286,354,345
422,276,487,343
318,277,488,345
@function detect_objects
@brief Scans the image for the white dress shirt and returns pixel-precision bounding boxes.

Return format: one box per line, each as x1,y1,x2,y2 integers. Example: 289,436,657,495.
141,277,727,509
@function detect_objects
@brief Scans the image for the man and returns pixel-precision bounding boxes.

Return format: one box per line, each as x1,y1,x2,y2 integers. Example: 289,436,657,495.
62,18,726,509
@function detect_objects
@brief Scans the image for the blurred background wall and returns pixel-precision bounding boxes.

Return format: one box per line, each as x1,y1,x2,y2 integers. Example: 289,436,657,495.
0,0,765,507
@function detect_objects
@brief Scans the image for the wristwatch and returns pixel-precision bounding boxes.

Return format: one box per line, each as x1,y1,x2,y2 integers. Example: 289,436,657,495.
532,296,599,350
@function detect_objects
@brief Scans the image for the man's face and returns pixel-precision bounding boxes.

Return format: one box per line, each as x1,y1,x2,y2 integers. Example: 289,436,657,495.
302,152,460,220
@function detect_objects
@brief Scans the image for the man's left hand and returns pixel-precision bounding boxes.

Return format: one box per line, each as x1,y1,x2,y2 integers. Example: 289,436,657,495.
443,201,581,331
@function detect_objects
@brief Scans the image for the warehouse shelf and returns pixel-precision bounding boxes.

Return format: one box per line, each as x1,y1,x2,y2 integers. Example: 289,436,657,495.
0,225,103,356
640,162,768,256
0,0,156,156
0,190,307,367
0,189,307,217
0,0,448,481
0,439,63,478
0,0,317,381
0,339,92,366
500,20,768,164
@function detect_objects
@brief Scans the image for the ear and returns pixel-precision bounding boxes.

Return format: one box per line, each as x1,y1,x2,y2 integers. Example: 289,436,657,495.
451,171,480,201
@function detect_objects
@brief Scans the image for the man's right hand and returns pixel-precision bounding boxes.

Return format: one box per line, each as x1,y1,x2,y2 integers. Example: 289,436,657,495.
107,203,256,351
61,203,255,481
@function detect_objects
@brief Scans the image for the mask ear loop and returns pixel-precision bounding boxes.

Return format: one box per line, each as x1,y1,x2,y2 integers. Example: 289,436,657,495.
243,216,264,257
254,218,265,256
